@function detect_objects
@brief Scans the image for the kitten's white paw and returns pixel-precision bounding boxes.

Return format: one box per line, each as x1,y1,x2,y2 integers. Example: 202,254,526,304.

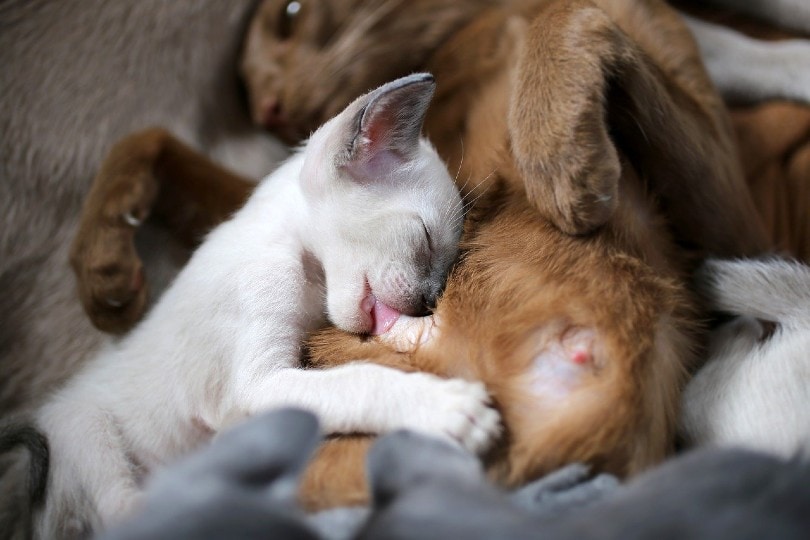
403,375,501,455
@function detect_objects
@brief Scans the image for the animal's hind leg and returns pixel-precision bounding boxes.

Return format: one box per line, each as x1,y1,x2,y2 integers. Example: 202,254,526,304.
509,0,769,256
507,0,623,237
69,127,254,334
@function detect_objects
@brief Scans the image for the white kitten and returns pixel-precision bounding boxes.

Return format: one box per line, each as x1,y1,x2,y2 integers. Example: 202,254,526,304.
30,73,500,537
680,258,810,457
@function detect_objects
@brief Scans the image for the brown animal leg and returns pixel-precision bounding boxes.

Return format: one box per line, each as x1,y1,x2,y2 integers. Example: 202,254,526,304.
298,436,374,511
510,0,769,256
297,328,444,509
69,128,254,334
508,1,623,236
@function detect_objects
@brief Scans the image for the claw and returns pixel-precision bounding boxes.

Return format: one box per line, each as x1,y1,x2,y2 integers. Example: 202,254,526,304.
122,211,142,227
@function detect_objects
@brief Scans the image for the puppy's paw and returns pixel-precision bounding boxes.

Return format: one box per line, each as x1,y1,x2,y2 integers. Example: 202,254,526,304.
404,376,502,456
70,206,149,334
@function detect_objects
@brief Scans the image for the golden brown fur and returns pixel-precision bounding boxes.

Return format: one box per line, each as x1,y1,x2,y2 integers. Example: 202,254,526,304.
69,0,770,510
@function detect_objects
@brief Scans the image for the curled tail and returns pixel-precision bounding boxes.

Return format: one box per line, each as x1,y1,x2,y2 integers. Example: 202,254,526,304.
0,423,49,504
698,258,810,327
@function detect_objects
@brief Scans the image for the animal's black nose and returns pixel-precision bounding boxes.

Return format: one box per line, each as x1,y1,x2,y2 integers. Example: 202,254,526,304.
422,291,437,312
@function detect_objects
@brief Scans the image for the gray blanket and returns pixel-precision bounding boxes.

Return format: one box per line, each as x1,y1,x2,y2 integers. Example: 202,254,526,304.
100,409,810,540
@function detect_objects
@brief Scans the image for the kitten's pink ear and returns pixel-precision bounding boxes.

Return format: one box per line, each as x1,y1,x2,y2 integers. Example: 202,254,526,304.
339,73,435,176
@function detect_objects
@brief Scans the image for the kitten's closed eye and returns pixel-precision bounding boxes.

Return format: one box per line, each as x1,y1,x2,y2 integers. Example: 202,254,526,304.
421,220,434,261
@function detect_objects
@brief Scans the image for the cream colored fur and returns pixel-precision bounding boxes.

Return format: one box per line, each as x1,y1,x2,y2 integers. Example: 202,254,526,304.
684,14,810,104
681,259,810,457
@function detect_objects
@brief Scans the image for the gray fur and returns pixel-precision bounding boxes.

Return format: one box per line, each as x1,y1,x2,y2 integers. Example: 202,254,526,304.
0,423,49,540
0,423,49,504
0,0,287,417
684,14,810,105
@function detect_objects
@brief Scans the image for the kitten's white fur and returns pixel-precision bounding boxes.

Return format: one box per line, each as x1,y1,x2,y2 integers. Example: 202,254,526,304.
680,258,810,457
32,74,500,537
684,14,810,105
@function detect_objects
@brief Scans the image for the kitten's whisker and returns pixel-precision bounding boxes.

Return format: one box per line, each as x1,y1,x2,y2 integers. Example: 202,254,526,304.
456,172,474,198
447,192,469,222
460,170,496,203
459,170,497,216
454,137,465,183
442,191,466,222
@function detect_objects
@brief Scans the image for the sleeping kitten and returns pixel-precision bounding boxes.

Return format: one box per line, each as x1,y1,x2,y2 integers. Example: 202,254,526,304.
680,258,810,456
24,73,499,538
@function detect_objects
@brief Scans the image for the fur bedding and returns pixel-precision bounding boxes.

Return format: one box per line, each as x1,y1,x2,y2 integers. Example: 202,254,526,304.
99,409,810,540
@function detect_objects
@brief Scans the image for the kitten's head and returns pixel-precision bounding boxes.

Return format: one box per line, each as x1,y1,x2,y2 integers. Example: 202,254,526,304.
300,73,463,334
240,0,496,142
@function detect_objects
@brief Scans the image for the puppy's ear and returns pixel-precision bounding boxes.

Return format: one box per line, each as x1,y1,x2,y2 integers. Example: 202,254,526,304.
509,0,768,256
335,73,435,181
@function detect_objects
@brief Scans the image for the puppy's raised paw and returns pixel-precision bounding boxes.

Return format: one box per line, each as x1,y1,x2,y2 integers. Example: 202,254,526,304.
69,128,170,334
70,216,149,334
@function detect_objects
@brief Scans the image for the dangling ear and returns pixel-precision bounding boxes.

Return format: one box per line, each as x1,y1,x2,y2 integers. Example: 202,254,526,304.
337,73,435,179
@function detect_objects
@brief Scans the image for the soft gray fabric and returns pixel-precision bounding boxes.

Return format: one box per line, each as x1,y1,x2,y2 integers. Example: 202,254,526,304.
101,409,810,540
362,434,810,540
99,409,322,540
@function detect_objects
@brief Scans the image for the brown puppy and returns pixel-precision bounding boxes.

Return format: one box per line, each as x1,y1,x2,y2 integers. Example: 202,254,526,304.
70,0,768,510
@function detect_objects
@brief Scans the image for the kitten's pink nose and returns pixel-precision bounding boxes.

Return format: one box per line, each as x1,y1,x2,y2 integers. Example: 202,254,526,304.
260,97,287,129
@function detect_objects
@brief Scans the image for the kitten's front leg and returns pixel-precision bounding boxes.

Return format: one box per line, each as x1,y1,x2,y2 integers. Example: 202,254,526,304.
230,364,501,456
